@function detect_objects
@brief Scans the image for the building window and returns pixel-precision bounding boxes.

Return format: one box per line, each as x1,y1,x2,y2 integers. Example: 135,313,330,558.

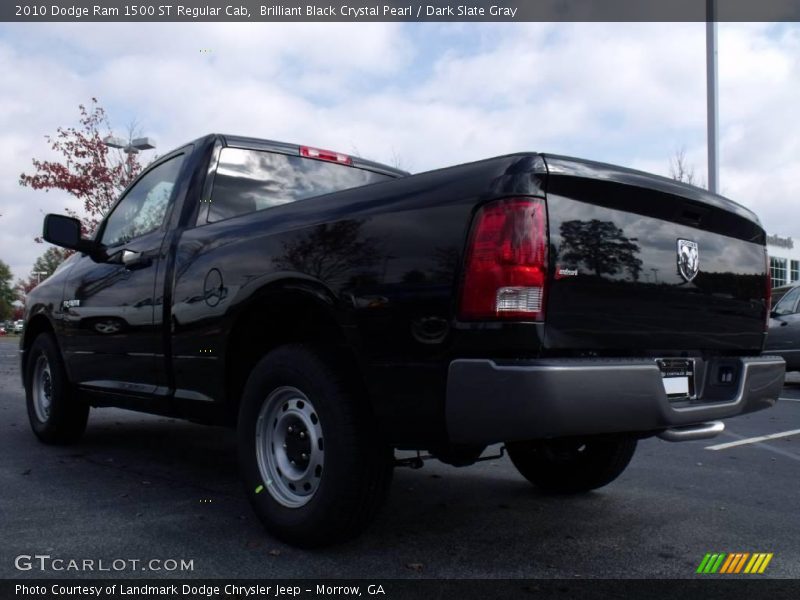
791,260,799,283
770,256,787,288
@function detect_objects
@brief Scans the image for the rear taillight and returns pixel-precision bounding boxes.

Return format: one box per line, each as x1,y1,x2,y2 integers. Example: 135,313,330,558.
459,197,548,321
300,145,353,165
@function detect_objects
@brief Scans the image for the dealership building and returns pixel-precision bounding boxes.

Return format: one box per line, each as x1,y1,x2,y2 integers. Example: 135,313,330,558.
767,234,800,288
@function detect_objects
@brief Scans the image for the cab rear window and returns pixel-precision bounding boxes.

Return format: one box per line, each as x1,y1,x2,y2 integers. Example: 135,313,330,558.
207,147,391,223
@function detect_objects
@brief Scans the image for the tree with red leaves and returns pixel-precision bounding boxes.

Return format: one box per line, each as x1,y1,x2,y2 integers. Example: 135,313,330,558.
19,98,145,237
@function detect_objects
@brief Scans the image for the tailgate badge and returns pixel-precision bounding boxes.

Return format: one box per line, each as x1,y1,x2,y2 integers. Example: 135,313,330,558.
555,266,578,279
677,239,699,282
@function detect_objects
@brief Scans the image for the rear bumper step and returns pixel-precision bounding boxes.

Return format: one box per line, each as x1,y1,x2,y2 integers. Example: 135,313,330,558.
445,356,785,444
657,421,725,442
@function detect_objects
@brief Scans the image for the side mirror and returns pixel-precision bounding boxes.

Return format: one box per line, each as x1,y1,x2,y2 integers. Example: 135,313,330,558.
42,214,95,254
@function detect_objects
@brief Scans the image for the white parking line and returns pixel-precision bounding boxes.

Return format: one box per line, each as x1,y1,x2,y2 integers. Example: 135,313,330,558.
705,428,800,451
779,397,800,402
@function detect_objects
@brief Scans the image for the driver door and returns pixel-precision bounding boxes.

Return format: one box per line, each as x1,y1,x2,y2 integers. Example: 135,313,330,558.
60,153,186,395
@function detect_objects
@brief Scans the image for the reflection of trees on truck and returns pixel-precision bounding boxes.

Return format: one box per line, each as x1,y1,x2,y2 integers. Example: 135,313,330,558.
559,219,642,281
273,220,382,287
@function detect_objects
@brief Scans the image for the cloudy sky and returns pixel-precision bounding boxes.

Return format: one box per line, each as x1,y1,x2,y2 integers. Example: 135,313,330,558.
0,22,798,280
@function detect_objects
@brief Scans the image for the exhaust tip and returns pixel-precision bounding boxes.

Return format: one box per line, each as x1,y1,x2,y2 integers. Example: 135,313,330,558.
658,421,725,442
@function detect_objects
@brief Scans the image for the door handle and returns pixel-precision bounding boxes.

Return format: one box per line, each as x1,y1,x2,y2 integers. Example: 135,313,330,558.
780,321,789,327
121,249,152,270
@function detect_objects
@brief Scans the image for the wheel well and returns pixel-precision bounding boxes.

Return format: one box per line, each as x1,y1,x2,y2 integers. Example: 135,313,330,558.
225,293,358,421
21,314,56,376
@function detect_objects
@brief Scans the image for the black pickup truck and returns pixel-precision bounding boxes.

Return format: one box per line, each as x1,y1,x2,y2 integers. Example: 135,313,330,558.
22,134,785,546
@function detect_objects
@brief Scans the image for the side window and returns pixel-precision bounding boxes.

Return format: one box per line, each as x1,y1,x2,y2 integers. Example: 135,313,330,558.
773,286,800,316
207,147,391,223
101,155,185,247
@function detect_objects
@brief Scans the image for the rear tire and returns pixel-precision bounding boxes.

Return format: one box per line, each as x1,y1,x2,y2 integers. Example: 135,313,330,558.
506,437,636,494
25,332,89,445
237,344,393,547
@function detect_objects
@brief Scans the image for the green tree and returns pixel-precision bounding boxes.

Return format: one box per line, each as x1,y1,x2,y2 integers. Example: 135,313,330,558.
32,247,69,280
0,260,15,320
17,247,70,297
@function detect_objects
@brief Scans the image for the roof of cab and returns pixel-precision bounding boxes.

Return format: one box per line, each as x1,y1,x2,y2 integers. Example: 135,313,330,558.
217,134,409,179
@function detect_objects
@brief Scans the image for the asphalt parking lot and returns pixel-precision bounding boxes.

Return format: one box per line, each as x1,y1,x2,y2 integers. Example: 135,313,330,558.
1,335,798,579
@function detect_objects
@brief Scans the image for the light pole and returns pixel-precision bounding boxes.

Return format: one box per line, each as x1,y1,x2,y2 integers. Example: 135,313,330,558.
706,0,719,194
102,135,156,176
33,271,46,284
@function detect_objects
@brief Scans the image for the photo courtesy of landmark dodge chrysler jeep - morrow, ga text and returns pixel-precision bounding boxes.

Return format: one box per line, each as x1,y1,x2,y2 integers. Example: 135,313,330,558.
21,134,785,547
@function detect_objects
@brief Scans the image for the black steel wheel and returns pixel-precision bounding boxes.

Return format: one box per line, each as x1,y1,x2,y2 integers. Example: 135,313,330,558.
238,344,393,547
25,333,89,444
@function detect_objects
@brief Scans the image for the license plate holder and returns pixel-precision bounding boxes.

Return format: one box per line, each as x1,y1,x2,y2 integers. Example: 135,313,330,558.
656,358,695,399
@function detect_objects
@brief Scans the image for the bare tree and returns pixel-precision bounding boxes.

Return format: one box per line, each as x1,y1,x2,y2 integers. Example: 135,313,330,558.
388,147,408,171
670,147,697,185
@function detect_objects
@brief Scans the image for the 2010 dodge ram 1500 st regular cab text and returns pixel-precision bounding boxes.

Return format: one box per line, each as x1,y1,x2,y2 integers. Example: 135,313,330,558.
22,134,785,547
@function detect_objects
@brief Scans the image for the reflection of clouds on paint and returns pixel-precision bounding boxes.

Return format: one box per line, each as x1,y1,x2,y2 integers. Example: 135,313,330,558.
553,196,765,284
209,148,391,221
622,216,763,278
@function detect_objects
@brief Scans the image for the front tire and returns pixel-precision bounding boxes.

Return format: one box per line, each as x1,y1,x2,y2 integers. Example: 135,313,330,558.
237,344,392,547
506,436,636,494
25,332,89,444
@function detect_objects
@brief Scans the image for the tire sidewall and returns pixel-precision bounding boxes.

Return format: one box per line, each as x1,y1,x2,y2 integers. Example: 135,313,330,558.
237,346,375,543
25,333,72,439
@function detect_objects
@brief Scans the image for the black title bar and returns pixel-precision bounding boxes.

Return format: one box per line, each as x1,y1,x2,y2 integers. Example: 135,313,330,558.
3,0,800,22
4,579,799,600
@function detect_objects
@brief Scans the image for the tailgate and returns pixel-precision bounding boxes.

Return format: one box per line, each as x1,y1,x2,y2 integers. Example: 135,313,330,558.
542,155,768,354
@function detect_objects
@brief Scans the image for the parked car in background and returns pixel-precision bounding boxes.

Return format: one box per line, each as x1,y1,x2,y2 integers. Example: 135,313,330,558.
765,283,800,371
0,326,6,336
13,320,24,334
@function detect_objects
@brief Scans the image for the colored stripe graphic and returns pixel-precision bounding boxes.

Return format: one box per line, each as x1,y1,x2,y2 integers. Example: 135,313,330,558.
745,554,761,573
719,554,736,573
745,553,774,573
710,554,726,573
721,553,734,573
699,552,773,574
720,553,739,573
758,554,773,573
696,554,712,573
697,553,727,573
735,553,750,573
710,554,722,573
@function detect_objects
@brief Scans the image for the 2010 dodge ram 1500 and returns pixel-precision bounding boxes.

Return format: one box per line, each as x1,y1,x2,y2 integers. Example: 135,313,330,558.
21,134,785,547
